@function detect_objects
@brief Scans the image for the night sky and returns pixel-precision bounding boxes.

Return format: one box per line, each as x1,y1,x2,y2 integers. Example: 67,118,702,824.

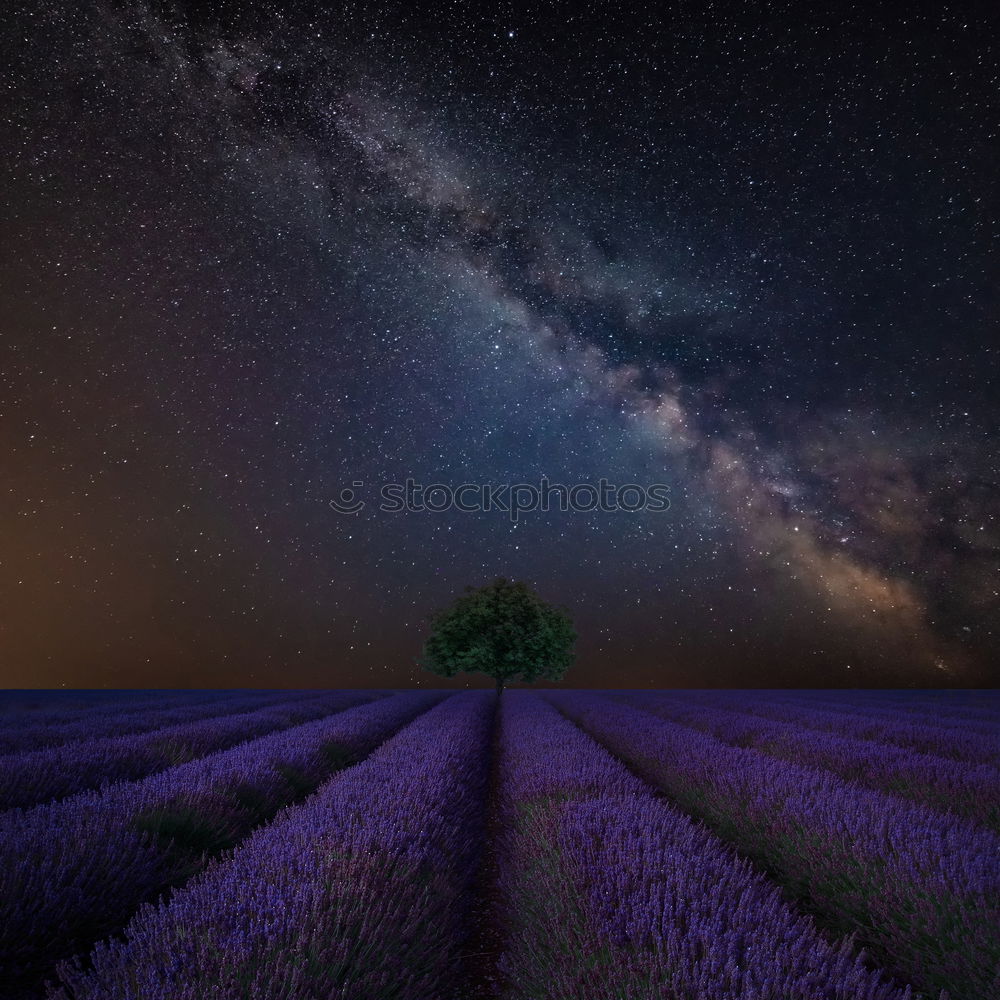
2,2,997,688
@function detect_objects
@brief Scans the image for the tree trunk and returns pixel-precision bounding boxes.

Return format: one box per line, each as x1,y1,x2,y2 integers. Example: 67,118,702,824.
495,675,504,697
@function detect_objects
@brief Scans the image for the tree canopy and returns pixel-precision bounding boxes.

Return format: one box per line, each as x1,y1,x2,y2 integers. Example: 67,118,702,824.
421,578,575,694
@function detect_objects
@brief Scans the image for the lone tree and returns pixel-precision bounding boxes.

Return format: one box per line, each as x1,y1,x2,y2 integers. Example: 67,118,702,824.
421,578,575,695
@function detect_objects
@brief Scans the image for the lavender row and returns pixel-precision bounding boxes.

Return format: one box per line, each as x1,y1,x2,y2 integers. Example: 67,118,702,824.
493,692,649,999
0,690,443,999
650,688,1000,722
621,693,1000,831
550,692,1000,1000
0,690,377,810
0,689,202,714
659,689,1000,737
0,691,226,736
0,690,335,755
773,692,1000,734
696,689,1000,736
671,691,1000,766
50,692,493,1000
766,689,1000,722
685,687,1000,711
495,693,906,1000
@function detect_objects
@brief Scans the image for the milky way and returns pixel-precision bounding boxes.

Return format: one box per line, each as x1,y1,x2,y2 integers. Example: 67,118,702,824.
2,3,997,687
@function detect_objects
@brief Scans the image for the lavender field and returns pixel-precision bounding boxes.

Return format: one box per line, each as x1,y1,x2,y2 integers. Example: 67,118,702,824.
1,689,998,1000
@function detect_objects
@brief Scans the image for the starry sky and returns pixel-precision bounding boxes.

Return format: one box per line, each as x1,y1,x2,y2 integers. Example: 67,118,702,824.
2,1,997,689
